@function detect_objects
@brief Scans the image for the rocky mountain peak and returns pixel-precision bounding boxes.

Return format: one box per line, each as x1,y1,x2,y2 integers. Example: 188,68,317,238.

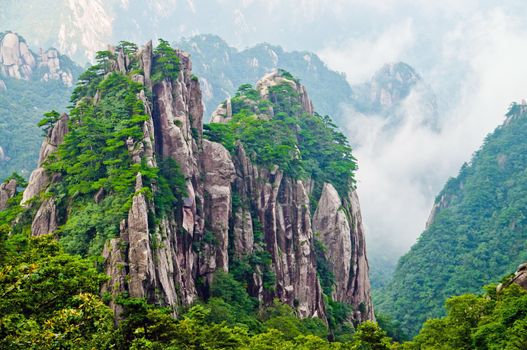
352,61,437,119
0,31,78,86
16,40,373,326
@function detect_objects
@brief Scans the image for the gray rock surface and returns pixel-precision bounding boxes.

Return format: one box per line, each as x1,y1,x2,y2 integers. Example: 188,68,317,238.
0,179,17,210
23,41,374,324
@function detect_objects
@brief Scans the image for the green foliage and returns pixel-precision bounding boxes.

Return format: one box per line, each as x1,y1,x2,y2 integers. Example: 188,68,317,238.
152,39,180,83
0,234,114,349
176,34,353,122
377,105,527,337
37,110,61,135
406,282,527,350
154,158,187,217
45,70,157,256
315,238,335,296
209,271,258,312
204,80,356,197
0,78,72,181
352,321,393,350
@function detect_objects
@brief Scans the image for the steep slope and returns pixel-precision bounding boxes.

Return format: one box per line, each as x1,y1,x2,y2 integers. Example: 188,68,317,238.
14,40,374,328
0,32,81,181
377,102,527,337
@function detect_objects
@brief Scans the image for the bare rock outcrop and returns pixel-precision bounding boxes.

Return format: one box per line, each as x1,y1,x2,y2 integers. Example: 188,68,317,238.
0,32,76,86
126,174,156,298
0,179,17,210
22,114,69,205
201,140,235,274
498,263,527,292
256,70,314,116
0,33,34,80
31,198,58,236
313,183,374,322
39,48,74,86
231,144,325,318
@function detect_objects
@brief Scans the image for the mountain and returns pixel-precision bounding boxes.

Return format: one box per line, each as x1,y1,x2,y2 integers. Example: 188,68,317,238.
0,40,375,346
350,62,438,129
0,32,82,181
174,37,440,293
176,34,352,120
376,102,527,337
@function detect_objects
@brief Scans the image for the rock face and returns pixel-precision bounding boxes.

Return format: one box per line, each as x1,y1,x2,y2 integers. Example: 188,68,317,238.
21,41,373,324
0,179,17,211
313,184,374,321
512,263,527,290
0,32,76,86
22,114,69,205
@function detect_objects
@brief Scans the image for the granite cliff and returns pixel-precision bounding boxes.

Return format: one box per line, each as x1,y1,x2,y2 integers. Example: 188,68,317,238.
0,31,78,87
19,40,374,325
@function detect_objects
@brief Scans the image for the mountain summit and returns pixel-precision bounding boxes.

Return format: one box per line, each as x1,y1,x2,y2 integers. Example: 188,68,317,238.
2,40,374,331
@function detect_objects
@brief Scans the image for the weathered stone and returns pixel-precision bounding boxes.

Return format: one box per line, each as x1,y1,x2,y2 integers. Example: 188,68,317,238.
38,114,69,167
0,179,17,210
499,263,527,292
201,140,235,273
313,183,374,321
0,32,74,84
21,168,50,205
127,173,156,299
101,238,127,318
313,183,352,301
1,33,22,66
31,198,58,236
22,114,69,205
256,70,313,116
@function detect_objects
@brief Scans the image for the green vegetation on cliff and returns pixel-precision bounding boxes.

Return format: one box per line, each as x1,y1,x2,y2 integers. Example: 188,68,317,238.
377,103,527,337
0,42,368,348
204,74,357,198
176,35,352,119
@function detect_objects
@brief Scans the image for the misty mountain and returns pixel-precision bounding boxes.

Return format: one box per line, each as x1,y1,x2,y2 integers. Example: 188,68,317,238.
176,34,352,119
376,102,527,337
0,31,440,294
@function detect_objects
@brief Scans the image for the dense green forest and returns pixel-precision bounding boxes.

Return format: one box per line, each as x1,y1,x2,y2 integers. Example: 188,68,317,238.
405,281,527,349
0,78,72,181
376,103,527,337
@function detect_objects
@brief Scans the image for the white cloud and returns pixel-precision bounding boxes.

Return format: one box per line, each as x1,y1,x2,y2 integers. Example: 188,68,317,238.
341,7,527,259
318,19,415,84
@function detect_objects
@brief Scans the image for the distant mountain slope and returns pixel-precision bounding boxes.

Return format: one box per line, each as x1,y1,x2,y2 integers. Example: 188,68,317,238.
376,102,527,337
176,34,352,119
0,32,81,181
176,35,438,128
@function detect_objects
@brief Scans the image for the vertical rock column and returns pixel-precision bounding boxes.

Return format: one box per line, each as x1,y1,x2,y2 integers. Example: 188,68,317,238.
313,183,374,322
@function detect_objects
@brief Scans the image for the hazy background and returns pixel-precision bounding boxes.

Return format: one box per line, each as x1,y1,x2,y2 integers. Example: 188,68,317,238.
3,0,527,270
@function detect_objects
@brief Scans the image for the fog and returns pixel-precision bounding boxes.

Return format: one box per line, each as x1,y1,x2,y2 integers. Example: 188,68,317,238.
321,7,527,259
